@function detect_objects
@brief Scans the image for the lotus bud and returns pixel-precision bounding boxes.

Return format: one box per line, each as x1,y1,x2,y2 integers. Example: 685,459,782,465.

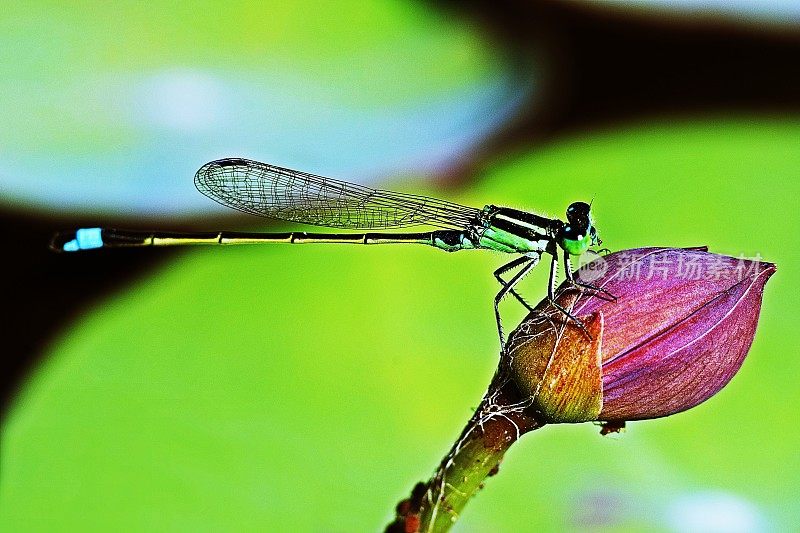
507,247,775,423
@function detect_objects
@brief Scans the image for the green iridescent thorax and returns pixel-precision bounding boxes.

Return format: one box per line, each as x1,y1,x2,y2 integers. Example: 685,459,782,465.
475,206,555,254
479,226,547,254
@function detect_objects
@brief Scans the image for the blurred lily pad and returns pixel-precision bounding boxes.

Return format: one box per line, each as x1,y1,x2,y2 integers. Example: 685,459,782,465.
590,0,800,26
0,1,531,216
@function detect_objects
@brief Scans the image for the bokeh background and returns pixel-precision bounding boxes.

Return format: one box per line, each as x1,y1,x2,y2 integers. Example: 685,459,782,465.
1,1,798,531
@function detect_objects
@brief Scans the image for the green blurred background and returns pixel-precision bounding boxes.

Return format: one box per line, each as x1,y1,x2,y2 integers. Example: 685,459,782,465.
1,1,798,531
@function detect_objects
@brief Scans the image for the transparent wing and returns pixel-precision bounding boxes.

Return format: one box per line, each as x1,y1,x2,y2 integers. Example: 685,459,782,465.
194,158,481,230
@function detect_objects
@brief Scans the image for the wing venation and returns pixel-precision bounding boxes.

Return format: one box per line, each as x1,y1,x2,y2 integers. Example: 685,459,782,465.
194,158,481,230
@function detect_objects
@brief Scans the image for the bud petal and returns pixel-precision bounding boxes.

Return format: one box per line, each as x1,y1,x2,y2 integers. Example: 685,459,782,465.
507,247,775,423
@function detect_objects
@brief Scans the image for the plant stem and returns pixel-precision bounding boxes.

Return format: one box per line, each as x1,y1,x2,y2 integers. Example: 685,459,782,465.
387,375,543,533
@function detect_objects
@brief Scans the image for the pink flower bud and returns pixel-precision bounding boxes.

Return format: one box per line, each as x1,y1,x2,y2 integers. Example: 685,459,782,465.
507,247,774,423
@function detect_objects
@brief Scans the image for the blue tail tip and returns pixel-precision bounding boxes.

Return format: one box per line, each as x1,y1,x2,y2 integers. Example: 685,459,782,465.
53,227,104,252
76,227,104,250
62,239,80,252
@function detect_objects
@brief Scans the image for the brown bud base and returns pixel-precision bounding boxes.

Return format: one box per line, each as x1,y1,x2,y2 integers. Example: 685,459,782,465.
507,300,604,423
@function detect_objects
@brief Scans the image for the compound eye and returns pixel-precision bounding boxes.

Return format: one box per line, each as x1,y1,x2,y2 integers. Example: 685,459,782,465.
566,201,590,223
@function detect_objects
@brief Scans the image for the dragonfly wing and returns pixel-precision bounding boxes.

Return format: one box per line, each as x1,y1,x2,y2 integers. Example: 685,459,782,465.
194,158,481,230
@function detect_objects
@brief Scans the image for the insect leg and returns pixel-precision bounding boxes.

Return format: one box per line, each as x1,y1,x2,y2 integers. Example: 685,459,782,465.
564,254,617,302
494,254,540,350
493,256,537,313
547,250,591,337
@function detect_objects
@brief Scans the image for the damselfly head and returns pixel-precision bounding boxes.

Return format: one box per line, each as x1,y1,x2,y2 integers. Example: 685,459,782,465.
566,201,591,225
560,201,599,256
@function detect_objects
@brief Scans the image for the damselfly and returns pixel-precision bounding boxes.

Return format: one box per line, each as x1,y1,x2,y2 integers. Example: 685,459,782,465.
51,158,609,348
